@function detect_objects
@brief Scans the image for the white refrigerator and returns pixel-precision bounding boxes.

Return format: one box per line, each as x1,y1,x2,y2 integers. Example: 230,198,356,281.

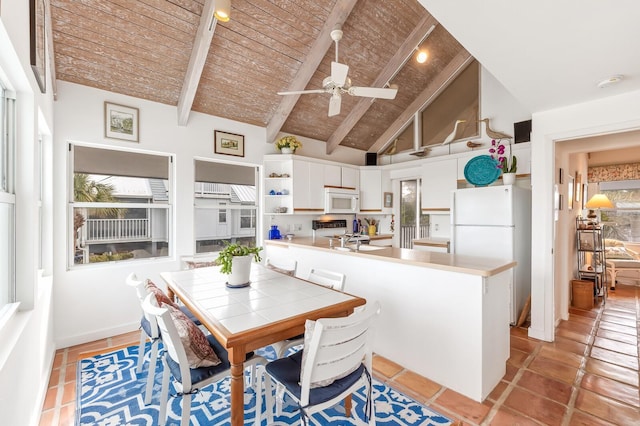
451,185,531,324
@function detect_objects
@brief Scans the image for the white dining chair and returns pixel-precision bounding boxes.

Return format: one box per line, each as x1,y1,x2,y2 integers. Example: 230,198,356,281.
255,301,381,426
265,257,297,276
271,268,346,358
125,272,204,404
141,293,266,426
125,273,162,405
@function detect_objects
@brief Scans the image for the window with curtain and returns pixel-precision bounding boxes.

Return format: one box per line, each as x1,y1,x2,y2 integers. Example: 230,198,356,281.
69,145,172,266
194,160,257,254
0,82,16,315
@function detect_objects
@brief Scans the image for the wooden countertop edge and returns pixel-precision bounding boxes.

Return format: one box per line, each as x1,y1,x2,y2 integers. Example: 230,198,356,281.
265,239,515,277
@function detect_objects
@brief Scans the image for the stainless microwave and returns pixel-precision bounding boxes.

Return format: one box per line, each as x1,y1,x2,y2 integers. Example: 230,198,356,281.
324,188,359,214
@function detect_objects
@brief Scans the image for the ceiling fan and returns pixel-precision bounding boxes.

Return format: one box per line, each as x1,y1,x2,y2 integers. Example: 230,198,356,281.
277,26,398,117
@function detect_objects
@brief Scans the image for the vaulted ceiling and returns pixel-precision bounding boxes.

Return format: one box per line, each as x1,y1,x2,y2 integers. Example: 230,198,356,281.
49,0,471,154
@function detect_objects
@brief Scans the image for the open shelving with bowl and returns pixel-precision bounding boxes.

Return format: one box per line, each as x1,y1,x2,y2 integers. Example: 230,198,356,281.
263,156,293,215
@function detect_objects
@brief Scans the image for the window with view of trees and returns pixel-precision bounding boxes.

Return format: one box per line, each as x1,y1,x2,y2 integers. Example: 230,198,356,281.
194,160,258,254
70,145,172,266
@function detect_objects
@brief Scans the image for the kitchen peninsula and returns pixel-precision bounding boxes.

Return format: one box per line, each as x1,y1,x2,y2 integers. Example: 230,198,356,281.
265,237,516,402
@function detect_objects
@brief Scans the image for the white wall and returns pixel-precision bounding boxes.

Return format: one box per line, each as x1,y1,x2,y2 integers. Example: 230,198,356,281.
530,89,640,341
0,1,56,424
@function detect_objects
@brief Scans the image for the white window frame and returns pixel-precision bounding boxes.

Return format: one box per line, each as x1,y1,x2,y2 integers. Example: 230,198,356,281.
0,83,16,317
68,144,173,268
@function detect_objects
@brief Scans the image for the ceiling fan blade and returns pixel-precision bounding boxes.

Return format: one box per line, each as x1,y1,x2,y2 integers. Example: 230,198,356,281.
328,94,341,117
331,61,349,87
277,89,326,96
349,86,397,99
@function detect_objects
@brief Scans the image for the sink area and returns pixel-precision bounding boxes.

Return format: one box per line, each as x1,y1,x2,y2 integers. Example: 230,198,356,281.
332,244,385,252
349,244,385,252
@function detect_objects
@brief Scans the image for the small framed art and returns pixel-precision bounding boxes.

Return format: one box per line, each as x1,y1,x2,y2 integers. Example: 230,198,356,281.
384,192,393,208
214,130,245,157
105,102,139,142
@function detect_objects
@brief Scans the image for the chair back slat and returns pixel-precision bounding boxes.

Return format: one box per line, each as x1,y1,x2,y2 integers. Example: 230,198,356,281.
307,268,346,291
127,273,160,340
141,293,193,392
300,301,380,401
266,257,297,276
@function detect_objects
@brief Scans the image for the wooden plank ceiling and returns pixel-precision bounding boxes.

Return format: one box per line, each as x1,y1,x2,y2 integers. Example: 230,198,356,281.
50,0,469,154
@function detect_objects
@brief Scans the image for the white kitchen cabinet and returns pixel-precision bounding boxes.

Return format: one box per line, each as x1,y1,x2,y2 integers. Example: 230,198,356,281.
324,164,341,187
293,160,324,213
341,167,359,190
324,164,358,190
421,158,457,210
360,168,382,212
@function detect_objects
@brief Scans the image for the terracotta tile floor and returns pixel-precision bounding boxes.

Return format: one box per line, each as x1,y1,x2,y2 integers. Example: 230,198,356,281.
40,284,640,425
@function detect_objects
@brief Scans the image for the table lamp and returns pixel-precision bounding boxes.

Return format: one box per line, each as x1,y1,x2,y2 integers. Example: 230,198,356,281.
585,193,613,224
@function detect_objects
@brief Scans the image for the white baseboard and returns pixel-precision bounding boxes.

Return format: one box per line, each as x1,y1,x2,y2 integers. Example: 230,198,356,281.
56,321,140,350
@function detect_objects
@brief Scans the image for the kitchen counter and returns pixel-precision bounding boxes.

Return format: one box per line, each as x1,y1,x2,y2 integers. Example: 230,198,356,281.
265,235,514,402
413,237,450,248
266,237,514,277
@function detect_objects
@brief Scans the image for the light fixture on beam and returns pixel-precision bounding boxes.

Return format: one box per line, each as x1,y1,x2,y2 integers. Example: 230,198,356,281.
416,49,428,64
214,0,231,22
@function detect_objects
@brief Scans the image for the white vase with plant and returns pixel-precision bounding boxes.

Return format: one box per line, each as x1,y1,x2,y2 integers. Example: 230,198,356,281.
216,242,262,287
275,135,302,154
489,139,517,184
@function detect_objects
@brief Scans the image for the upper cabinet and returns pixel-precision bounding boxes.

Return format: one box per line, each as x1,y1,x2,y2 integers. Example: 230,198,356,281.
341,167,359,190
422,158,457,211
360,168,382,212
293,160,324,212
324,164,359,190
263,154,359,215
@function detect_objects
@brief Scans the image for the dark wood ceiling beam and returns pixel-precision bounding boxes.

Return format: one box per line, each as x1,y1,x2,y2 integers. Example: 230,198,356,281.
325,14,438,154
369,51,473,154
265,0,358,143
177,0,217,126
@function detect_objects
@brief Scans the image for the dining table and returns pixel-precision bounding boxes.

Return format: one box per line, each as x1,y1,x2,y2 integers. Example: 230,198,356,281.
161,262,366,426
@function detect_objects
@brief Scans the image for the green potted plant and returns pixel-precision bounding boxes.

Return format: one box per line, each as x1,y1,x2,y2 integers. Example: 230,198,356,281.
216,242,262,287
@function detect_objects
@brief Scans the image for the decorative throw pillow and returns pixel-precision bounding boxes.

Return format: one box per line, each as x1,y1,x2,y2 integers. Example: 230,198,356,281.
299,319,360,388
162,303,221,368
605,247,636,259
145,279,177,308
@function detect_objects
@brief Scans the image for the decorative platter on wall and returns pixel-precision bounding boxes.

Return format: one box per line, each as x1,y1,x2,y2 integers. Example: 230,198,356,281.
464,155,501,187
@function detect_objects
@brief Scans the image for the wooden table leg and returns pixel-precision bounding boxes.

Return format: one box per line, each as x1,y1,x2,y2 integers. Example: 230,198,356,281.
345,394,352,417
228,348,245,426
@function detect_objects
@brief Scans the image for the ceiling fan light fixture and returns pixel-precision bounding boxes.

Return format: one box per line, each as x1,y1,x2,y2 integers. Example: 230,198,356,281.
416,50,428,64
214,0,231,22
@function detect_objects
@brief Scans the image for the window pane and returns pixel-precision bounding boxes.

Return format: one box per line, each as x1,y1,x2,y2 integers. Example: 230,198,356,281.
601,186,640,241
73,206,168,264
421,60,479,147
194,182,256,254
0,202,13,307
71,146,172,267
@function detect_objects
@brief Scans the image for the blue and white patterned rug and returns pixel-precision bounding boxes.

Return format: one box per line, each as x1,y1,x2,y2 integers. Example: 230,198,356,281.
76,343,452,425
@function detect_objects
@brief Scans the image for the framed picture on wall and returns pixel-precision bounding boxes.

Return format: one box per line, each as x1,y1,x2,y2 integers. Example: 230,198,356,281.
384,192,393,208
105,102,139,142
214,130,245,157
568,175,574,210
